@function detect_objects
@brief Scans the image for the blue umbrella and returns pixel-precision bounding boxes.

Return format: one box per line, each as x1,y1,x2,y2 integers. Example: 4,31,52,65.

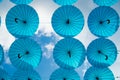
53,0,78,5
93,0,119,6
119,18,120,26
6,4,39,38
88,6,119,37
84,67,115,80
87,38,117,67
9,38,42,70
12,69,41,80
50,68,80,80
0,45,4,65
53,38,85,69
0,16,1,27
10,0,33,4
0,68,10,80
52,5,84,37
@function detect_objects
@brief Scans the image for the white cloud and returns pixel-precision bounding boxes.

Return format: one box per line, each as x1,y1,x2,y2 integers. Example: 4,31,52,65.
0,25,15,50
45,43,54,51
3,51,11,64
43,43,54,59
110,54,120,78
76,58,91,79
5,57,11,64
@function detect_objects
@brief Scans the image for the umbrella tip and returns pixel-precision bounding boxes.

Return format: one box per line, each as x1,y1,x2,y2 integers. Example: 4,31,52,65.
99,21,103,24
26,51,29,55
63,78,66,80
96,77,99,80
67,51,71,58
1,78,5,80
98,50,101,53
23,20,27,24
66,19,70,24
28,78,31,80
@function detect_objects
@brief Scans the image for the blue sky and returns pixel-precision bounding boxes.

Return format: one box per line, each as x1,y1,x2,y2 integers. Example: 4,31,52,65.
0,0,120,80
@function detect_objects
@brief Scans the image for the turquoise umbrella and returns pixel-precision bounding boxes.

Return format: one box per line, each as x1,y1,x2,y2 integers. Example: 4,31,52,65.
84,67,115,80
6,4,39,38
53,38,85,69
88,6,119,37
53,0,78,5
52,5,84,37
93,0,119,6
50,68,80,80
9,38,42,70
12,69,41,80
0,16,1,26
10,0,33,4
0,68,10,80
87,38,117,67
0,45,4,64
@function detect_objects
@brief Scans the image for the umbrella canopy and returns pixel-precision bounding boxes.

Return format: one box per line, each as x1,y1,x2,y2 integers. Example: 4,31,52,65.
84,67,115,80
88,6,119,37
87,38,117,67
53,38,85,69
52,5,84,37
50,68,80,80
53,0,78,5
0,68,10,80
9,38,42,70
0,45,4,64
12,69,41,80
93,0,119,6
10,0,33,4
6,4,39,38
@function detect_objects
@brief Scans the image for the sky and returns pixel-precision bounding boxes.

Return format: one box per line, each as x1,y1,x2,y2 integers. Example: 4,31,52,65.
0,0,120,80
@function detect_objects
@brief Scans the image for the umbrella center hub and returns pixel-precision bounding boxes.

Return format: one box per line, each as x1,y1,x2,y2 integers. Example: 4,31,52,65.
96,77,99,80
99,21,103,24
26,51,29,55
66,19,70,24
98,50,101,54
28,78,31,80
67,51,71,58
1,78,4,80
23,20,27,24
63,78,66,80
